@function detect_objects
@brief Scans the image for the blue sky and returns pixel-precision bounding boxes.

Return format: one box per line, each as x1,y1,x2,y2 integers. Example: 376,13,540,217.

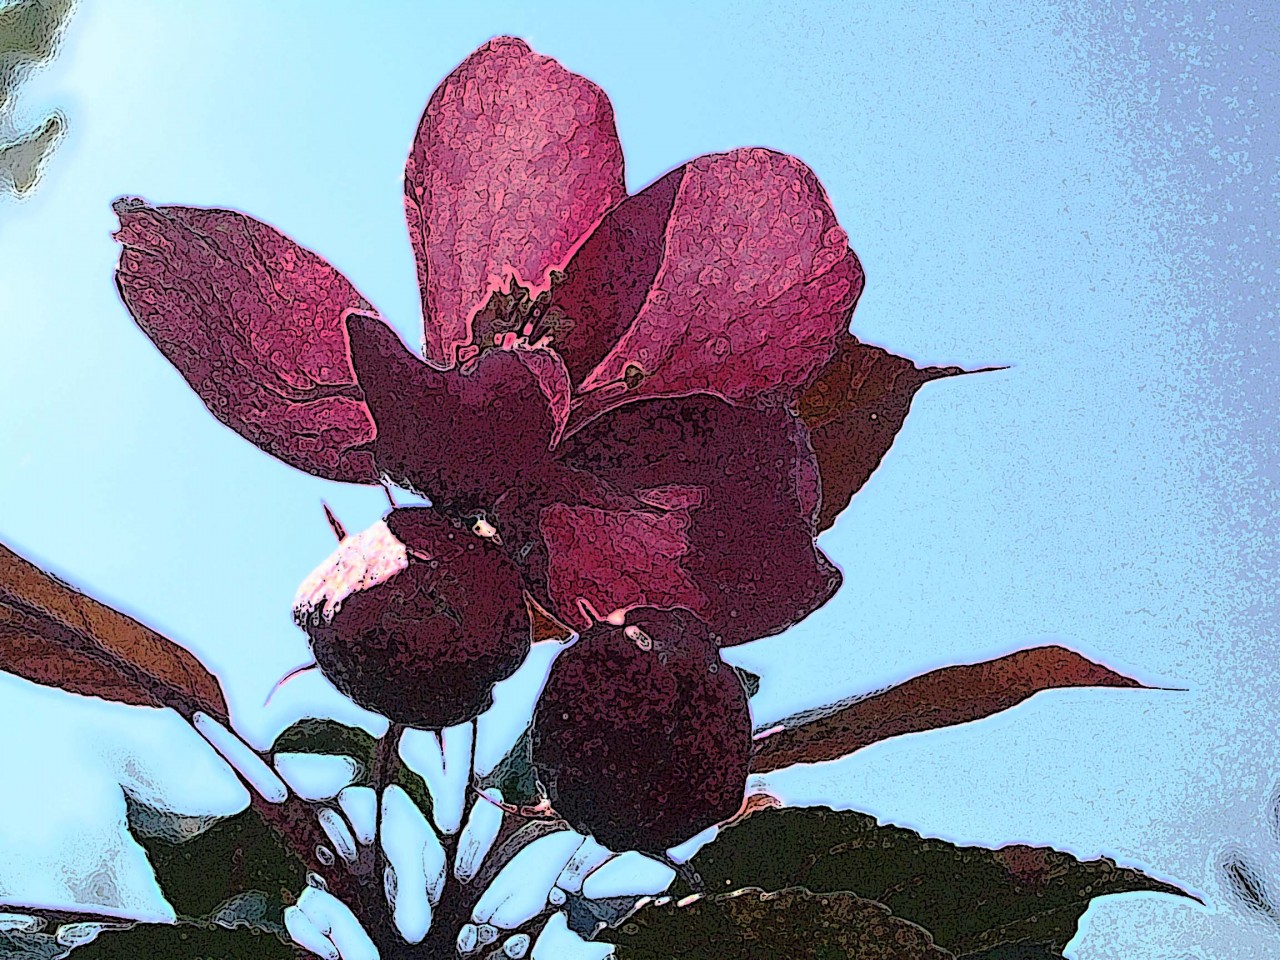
1,2,1277,957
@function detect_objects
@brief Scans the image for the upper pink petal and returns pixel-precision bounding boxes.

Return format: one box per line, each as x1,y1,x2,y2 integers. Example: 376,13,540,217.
566,148,864,409
112,198,380,483
405,37,626,368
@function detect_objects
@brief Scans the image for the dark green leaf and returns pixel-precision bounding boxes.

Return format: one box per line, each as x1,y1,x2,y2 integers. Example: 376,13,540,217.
394,764,434,820
122,794,221,845
125,797,305,926
964,946,1064,960
676,808,1195,958
476,724,544,808
272,718,376,766
601,887,950,959
70,922,296,960
270,717,433,817
731,666,760,699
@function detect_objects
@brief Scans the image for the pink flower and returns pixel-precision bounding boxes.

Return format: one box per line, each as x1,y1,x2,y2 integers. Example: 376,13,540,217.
113,37,959,646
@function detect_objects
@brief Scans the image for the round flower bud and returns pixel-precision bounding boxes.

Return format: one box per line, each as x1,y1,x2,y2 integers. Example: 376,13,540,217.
294,510,529,728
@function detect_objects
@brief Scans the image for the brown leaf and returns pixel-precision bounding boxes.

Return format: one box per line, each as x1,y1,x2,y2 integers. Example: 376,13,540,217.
0,540,227,719
799,335,997,532
750,646,1147,773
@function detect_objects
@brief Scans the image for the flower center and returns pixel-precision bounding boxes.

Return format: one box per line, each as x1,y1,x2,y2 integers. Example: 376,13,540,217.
465,274,567,362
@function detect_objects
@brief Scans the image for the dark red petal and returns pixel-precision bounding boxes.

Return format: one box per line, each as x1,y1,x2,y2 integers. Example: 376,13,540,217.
549,168,683,384
346,316,557,511
112,199,380,483
511,346,571,447
546,396,841,645
539,502,706,625
405,37,626,368
800,335,990,531
563,149,863,409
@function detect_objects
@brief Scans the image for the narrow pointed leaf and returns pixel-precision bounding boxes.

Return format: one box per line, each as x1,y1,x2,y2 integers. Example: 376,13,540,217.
750,646,1146,773
676,807,1196,958
600,887,950,959
0,540,227,719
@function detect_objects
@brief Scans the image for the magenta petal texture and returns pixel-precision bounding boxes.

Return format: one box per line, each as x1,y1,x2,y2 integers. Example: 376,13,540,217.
566,149,865,408
112,200,383,483
405,36,627,368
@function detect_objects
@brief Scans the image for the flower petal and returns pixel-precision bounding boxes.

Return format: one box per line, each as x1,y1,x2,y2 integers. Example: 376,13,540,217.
539,502,707,626
405,37,626,368
512,346,572,448
541,396,841,645
346,316,557,510
567,149,864,407
113,198,379,483
548,168,683,384
799,335,985,531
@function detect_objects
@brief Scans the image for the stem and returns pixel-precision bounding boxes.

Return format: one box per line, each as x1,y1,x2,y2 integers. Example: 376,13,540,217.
359,723,405,959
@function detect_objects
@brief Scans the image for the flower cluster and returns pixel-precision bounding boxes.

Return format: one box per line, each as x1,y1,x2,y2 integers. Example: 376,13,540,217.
110,36,975,955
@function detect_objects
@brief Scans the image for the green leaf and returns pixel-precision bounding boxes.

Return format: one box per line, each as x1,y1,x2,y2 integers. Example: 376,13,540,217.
69,922,296,960
675,808,1195,958
271,717,433,817
125,797,305,926
601,887,949,959
208,892,286,937
477,724,544,808
272,717,376,763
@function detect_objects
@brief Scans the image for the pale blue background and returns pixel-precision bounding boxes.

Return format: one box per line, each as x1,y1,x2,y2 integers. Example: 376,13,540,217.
1,1,1277,957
